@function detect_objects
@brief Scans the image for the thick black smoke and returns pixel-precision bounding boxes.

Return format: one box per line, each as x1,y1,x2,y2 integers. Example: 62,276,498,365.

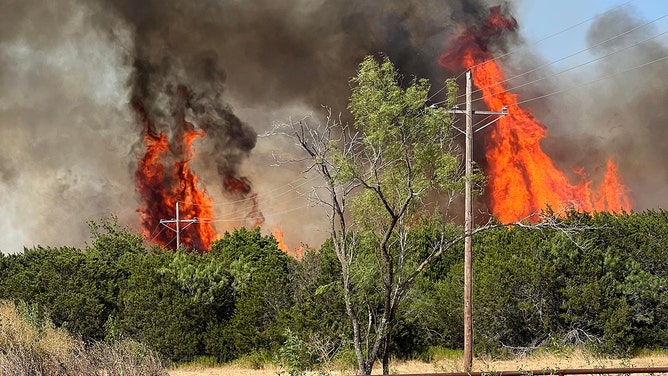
2,0,666,252
104,0,494,111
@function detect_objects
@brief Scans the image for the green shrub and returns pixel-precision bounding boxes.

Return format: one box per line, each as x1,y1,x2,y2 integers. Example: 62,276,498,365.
232,349,273,370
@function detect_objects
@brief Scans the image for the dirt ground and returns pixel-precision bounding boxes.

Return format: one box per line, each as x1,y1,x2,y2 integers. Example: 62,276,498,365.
169,352,668,376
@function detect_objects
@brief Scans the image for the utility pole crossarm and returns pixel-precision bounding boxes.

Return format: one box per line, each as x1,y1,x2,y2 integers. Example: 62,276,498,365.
159,201,199,249
473,109,507,115
447,109,507,116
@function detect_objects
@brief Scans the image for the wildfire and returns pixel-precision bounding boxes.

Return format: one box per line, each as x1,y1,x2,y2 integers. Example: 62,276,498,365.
132,85,282,252
273,227,303,259
133,89,217,251
439,7,631,222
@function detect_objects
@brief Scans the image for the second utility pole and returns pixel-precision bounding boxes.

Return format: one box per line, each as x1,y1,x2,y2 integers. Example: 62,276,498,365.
463,69,474,373
448,70,506,372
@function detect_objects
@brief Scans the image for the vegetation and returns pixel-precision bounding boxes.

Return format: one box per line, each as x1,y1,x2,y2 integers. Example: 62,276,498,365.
0,300,166,375
2,56,668,374
3,209,668,373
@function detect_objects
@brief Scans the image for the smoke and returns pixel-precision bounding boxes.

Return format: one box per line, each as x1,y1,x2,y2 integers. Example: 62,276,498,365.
0,0,496,253
0,0,136,252
2,0,666,253
525,5,668,212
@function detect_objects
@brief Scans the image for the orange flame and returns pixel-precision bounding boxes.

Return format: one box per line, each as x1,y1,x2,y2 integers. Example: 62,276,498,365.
440,7,631,222
273,227,303,259
133,88,217,251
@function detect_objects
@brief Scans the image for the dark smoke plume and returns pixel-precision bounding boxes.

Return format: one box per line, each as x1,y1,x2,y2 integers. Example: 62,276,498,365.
1,0,666,252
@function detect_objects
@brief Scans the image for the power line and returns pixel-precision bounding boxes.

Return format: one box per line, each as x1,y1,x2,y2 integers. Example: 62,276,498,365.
428,1,667,109
463,0,636,76
424,2,658,111
463,12,668,101
148,225,167,243
471,27,668,106
178,174,318,207
198,204,312,224
514,53,668,107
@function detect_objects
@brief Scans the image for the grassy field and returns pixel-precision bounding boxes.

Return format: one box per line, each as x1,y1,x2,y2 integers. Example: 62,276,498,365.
169,350,668,376
3,297,665,376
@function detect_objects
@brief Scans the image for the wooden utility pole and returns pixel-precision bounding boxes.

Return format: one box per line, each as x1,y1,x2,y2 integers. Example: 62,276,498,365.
448,70,506,372
463,69,474,372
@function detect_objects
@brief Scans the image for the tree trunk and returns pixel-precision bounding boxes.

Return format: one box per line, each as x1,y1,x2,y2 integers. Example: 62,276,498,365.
382,335,390,375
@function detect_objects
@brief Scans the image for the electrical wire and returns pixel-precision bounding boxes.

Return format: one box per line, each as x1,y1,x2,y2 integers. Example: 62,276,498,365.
513,53,668,107
462,0,636,77
177,174,319,207
471,27,668,106
162,174,322,225
463,12,668,101
148,225,167,243
197,204,313,224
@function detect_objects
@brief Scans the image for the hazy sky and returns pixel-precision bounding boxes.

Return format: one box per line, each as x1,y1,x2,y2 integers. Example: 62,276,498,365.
516,0,668,66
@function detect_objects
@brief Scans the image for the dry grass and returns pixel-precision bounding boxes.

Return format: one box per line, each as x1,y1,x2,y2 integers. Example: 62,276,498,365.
0,300,168,375
169,349,668,376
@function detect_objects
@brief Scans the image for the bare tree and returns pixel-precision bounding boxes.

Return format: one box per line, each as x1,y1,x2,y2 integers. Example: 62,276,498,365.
269,56,593,375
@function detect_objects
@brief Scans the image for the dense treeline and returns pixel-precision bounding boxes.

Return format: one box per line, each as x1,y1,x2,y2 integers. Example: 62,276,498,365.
1,211,668,365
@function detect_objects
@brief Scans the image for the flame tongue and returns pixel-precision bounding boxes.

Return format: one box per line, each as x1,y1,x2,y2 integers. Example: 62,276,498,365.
273,227,303,259
133,88,217,251
439,7,631,222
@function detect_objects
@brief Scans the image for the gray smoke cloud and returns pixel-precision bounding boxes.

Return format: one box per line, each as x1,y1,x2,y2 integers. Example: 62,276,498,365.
527,4,668,212
1,0,665,253
0,0,136,252
583,6,668,211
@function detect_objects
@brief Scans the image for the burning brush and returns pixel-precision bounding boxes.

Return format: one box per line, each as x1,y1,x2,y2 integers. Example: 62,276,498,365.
439,6,631,222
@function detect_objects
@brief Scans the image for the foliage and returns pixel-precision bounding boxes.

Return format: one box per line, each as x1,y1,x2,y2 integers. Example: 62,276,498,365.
0,216,143,341
0,300,167,375
279,241,349,366
276,328,315,376
277,54,466,375
207,227,294,360
108,249,208,361
4,209,668,367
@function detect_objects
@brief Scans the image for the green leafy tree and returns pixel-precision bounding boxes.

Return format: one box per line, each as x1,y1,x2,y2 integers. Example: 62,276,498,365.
280,241,349,366
207,228,294,360
274,55,471,375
